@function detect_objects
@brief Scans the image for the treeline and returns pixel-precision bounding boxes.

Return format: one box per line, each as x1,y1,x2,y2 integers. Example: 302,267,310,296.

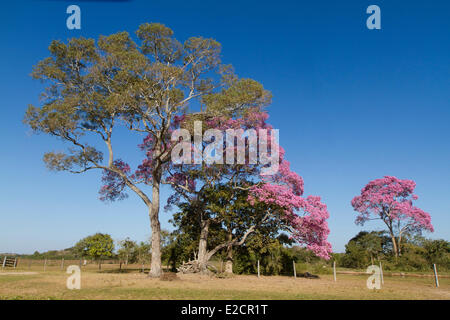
20,230,449,275
334,231,450,272
20,249,79,260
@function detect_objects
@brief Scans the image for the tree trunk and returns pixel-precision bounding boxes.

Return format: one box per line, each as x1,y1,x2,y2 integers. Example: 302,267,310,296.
390,234,399,259
148,175,162,278
197,219,210,272
225,232,233,274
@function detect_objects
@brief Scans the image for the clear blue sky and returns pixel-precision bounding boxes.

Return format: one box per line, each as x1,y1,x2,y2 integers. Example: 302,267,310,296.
0,0,449,254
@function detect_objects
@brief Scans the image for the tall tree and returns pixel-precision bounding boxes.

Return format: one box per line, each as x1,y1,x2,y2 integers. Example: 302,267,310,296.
24,23,234,277
351,176,434,258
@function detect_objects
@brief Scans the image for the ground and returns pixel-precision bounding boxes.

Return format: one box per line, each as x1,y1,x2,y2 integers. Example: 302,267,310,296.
0,263,448,300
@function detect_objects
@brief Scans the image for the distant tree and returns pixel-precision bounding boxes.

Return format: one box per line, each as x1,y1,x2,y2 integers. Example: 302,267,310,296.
74,233,114,270
135,241,151,268
351,176,433,258
117,237,137,265
423,239,450,267
341,231,389,268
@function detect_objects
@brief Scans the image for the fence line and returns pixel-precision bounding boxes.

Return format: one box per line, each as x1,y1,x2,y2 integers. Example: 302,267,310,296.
2,257,446,287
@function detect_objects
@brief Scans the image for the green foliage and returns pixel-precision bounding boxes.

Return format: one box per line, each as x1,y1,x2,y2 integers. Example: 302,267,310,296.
19,248,81,260
135,241,151,265
74,233,115,261
423,239,450,267
164,229,199,271
202,78,272,116
340,231,390,268
117,237,138,263
168,183,287,270
340,231,450,272
233,236,328,276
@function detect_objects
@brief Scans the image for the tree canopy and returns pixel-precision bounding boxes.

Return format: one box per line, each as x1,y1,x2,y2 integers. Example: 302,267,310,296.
74,233,114,269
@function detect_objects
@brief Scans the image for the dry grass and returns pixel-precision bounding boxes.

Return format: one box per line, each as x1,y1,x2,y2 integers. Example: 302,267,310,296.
0,266,449,300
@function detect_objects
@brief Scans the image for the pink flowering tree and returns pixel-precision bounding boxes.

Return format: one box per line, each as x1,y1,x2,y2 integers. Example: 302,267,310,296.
164,108,332,273
351,176,434,258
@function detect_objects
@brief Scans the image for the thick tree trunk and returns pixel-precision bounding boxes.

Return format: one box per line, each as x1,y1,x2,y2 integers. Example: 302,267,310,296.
225,232,233,274
197,219,210,272
148,177,162,278
386,222,400,260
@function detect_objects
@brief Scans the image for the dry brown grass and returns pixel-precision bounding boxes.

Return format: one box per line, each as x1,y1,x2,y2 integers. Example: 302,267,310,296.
0,266,448,300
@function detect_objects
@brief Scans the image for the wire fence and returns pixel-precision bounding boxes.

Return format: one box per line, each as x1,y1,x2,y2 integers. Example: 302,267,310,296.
0,257,154,273
1,256,447,286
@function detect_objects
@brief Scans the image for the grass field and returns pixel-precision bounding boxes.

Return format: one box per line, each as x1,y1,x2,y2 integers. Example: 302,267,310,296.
0,263,449,300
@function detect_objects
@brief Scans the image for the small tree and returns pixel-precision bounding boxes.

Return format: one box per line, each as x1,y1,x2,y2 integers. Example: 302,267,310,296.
117,237,137,265
136,241,151,271
351,176,434,258
74,233,114,270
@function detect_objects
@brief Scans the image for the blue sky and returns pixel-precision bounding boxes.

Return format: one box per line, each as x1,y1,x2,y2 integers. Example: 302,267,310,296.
0,0,449,254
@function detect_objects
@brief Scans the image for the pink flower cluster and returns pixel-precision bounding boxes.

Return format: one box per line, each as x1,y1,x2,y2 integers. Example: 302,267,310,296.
99,159,131,201
249,157,332,260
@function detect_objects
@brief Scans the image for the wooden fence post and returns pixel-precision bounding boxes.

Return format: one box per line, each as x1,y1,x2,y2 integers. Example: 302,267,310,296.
61,258,64,271
293,260,297,279
44,258,47,271
13,258,17,269
257,260,260,278
333,261,337,282
433,264,439,288
379,261,384,285
2,256,6,269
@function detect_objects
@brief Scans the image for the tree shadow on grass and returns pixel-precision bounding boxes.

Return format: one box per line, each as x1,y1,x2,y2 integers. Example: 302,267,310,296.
98,268,148,274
